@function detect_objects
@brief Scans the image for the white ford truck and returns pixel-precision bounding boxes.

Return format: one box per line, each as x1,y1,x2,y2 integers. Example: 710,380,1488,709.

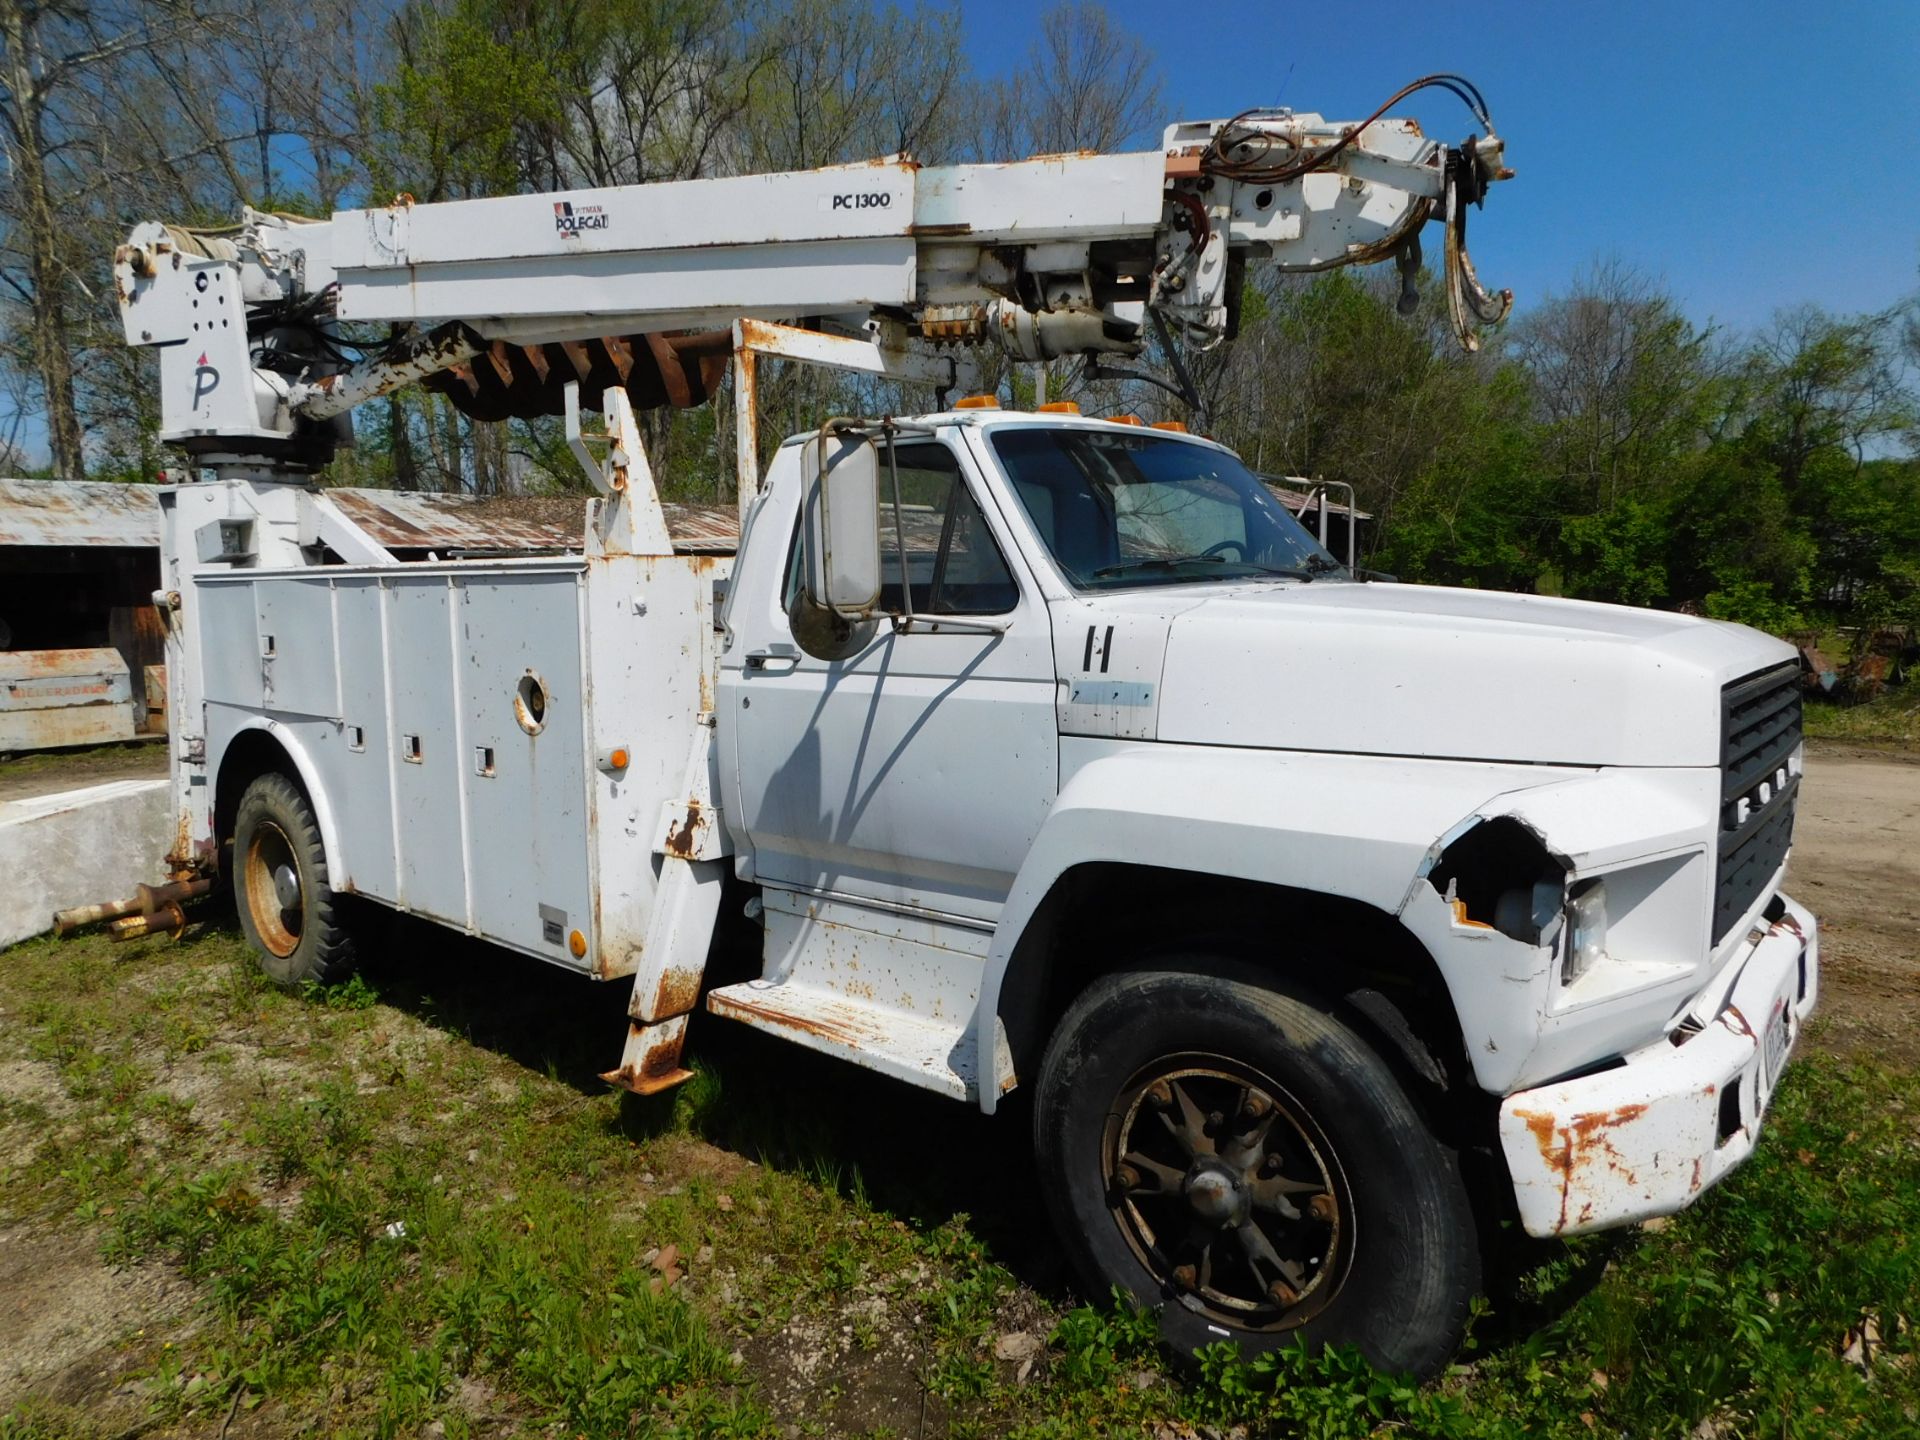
109,96,1817,1377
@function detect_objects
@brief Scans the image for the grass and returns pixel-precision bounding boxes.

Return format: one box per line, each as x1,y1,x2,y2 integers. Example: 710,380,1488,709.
1803,681,1920,746
0,916,1916,1438
0,737,165,781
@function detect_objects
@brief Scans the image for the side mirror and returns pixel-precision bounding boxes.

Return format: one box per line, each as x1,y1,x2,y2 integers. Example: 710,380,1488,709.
801,428,881,617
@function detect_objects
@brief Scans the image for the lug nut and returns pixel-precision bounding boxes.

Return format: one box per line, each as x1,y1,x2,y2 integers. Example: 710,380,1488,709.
1111,1163,1140,1196
1267,1279,1299,1306
1308,1193,1337,1223
1241,1094,1272,1123
1172,1264,1197,1291
1145,1082,1172,1109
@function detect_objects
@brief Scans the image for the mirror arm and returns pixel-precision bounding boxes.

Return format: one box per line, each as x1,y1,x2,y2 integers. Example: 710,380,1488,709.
891,614,1010,636
884,425,916,624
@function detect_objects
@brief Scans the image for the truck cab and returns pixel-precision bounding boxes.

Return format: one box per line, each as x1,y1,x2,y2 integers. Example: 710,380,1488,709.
710,404,1816,1371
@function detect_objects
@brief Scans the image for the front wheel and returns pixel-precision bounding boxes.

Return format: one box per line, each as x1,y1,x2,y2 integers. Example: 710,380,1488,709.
232,772,356,987
1032,961,1479,1379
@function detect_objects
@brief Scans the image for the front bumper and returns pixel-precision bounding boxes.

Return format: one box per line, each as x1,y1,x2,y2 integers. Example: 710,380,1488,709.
1498,893,1819,1238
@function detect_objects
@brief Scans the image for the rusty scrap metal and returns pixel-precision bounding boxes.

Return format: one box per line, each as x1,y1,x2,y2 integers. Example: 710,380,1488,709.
53,877,211,938
1796,643,1838,695
107,902,188,942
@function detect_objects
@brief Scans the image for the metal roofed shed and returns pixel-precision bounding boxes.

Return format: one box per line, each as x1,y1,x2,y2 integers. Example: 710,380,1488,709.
0,479,167,748
1263,475,1373,571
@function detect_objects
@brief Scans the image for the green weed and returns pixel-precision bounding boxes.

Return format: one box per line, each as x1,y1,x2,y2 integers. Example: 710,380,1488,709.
4,919,1917,1439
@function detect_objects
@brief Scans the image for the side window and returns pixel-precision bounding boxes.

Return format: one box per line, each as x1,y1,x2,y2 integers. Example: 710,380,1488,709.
778,441,1020,621
876,444,1019,617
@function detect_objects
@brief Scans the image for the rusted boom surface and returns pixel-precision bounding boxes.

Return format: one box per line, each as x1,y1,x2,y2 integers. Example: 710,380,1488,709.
423,330,731,421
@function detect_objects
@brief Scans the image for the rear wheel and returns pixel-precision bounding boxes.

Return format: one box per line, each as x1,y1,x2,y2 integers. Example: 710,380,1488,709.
1033,960,1479,1379
232,772,355,987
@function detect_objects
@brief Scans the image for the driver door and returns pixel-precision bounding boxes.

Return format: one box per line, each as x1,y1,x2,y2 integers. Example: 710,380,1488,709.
724,438,1058,923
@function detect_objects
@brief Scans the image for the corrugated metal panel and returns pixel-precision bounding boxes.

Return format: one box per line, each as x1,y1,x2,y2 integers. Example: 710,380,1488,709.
328,489,738,555
1264,477,1372,522
659,503,739,553
327,489,582,551
0,479,739,556
0,479,161,548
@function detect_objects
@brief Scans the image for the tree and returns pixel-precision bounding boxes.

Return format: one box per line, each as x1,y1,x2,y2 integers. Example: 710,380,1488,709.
970,0,1161,158
1744,305,1911,493
0,0,195,477
1508,260,1721,516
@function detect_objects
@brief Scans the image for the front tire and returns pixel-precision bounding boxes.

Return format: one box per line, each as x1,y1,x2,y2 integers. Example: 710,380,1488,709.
232,772,356,987
1032,961,1479,1379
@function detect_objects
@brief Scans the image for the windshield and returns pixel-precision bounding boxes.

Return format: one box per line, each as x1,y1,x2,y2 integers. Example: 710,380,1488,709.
988,427,1344,590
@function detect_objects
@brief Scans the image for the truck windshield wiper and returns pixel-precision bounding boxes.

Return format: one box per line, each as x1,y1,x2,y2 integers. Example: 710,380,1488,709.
1091,556,1314,582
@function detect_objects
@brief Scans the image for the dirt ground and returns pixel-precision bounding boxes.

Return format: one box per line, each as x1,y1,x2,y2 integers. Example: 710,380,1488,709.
1790,741,1920,1068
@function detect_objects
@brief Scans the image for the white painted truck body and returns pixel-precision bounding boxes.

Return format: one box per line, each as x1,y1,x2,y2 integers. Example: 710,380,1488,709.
117,100,1817,1363
153,410,1817,1242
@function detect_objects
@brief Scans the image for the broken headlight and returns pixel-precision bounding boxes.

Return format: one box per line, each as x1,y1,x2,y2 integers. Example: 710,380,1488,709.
1564,879,1608,986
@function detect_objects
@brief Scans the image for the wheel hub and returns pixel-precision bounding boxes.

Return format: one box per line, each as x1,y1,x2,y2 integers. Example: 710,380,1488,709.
1184,1162,1249,1227
242,820,306,960
1104,1061,1349,1332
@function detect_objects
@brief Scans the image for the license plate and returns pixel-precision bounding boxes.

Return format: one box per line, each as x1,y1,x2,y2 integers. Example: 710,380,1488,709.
1761,1001,1791,1092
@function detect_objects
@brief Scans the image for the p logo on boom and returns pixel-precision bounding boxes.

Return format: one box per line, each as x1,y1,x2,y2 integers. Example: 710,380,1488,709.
191,353,219,410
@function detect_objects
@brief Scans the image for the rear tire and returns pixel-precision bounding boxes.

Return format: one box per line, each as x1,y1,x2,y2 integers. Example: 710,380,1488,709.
232,772,356,987
1032,960,1479,1379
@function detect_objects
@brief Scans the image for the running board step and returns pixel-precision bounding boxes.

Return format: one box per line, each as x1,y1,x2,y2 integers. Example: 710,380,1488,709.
706,979,979,1101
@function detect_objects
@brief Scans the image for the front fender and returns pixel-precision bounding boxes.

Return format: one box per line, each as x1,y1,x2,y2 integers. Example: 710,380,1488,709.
974,741,1575,1112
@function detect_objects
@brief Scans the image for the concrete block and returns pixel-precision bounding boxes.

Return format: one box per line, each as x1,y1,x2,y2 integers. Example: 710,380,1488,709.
0,778,171,948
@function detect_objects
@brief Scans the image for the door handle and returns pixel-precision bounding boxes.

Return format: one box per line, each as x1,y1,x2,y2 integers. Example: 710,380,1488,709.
745,645,800,673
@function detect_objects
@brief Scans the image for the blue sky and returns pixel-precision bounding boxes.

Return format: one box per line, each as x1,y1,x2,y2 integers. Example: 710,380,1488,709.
960,0,1920,336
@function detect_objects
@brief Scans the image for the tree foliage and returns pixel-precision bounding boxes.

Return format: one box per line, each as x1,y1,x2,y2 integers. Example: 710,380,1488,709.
1207,259,1919,630
0,0,1915,633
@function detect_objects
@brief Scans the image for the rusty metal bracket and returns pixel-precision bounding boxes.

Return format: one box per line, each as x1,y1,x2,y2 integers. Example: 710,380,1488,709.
570,381,674,557
729,318,974,523
604,718,730,1096
602,1014,696,1095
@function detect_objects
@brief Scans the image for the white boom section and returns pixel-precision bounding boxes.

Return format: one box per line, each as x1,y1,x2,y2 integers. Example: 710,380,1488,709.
113,111,1510,462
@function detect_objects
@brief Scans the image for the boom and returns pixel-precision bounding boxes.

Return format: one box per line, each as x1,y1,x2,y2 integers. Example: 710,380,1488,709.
114,87,1512,476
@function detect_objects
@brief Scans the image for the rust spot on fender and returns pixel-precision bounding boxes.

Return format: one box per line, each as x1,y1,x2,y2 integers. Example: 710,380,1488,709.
1513,1102,1650,1234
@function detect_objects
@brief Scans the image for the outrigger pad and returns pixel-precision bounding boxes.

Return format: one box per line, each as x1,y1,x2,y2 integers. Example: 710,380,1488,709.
423,329,732,421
